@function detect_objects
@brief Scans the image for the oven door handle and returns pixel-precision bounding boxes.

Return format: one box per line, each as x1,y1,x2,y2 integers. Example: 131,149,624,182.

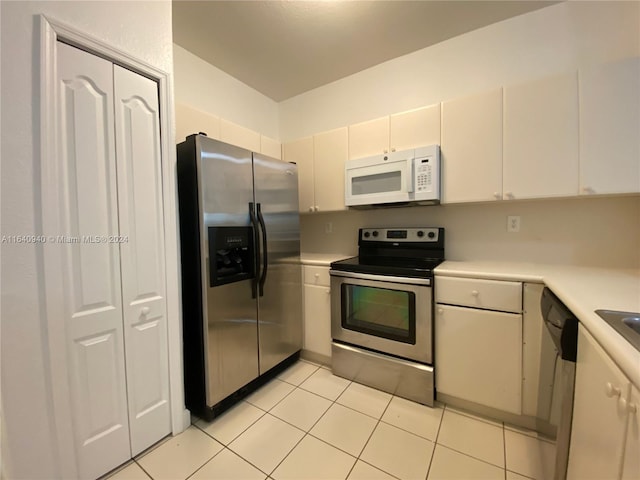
329,270,431,286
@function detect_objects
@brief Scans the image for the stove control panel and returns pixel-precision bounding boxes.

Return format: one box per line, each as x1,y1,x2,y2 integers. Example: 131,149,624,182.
360,228,440,243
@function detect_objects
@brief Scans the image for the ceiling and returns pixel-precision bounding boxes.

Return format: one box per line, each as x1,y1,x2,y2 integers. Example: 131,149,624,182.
172,1,557,102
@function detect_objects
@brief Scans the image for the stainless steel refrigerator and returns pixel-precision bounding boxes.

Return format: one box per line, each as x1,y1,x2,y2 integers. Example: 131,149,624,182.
177,134,302,420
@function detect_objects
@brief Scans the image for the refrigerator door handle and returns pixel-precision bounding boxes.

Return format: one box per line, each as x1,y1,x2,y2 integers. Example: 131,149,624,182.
256,203,268,297
248,202,260,299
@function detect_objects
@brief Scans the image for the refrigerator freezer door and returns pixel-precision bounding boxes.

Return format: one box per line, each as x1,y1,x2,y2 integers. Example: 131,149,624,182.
196,136,259,405
253,154,303,374
205,279,259,406
198,136,254,227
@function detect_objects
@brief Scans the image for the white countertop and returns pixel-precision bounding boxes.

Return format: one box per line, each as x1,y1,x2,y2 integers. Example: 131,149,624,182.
436,261,640,389
300,253,352,266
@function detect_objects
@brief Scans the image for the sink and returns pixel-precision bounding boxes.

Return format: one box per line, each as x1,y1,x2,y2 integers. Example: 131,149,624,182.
595,310,640,351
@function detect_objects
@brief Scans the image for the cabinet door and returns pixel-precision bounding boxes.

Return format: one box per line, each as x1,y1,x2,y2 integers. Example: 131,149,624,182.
579,57,640,195
304,283,332,359
313,127,348,212
622,386,640,480
175,103,221,142
114,65,171,456
220,118,261,152
441,89,503,203
504,72,579,199
283,137,314,213
390,104,441,152
568,326,629,480
57,42,131,479
435,304,522,414
260,134,282,160
348,116,390,159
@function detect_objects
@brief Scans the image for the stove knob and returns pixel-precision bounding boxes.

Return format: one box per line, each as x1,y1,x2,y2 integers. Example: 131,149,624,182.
364,232,370,238
372,231,379,237
417,231,424,238
428,231,436,239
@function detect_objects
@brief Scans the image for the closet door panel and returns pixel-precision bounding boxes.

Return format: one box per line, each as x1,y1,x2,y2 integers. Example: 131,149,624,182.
114,65,171,456
57,42,131,479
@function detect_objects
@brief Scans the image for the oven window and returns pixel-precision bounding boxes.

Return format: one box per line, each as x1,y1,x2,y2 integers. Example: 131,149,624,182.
352,171,401,195
341,284,416,344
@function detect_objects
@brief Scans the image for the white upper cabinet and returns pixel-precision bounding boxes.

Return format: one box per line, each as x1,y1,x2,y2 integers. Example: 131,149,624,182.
579,57,640,195
348,106,441,160
284,136,314,213
175,103,221,142
313,127,348,212
441,88,503,203
220,118,261,152
503,72,580,200
348,116,390,159
389,104,441,151
260,134,282,160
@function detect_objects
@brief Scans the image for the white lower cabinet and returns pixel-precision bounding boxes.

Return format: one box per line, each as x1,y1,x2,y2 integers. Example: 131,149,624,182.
568,326,639,480
435,304,522,414
435,275,524,415
303,266,332,360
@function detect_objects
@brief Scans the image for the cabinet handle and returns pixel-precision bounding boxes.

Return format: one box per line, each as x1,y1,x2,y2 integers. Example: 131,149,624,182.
605,382,622,398
582,186,595,194
309,206,314,212
383,149,388,154
437,308,444,314
315,273,320,278
628,402,638,414
141,306,150,316
326,289,330,294
493,192,501,200
504,192,514,200
391,147,396,152
314,206,319,212
471,290,479,297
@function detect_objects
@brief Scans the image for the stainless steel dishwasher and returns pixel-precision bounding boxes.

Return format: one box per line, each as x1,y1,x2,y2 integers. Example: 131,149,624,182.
540,287,579,480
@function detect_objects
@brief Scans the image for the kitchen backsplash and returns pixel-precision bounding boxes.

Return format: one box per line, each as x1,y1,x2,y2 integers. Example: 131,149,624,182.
301,195,640,268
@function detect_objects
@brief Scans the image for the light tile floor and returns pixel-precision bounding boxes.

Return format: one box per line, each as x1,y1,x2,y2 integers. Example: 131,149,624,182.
107,360,555,480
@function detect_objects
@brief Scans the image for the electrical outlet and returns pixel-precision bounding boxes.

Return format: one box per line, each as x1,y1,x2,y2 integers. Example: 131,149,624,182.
325,222,333,234
507,216,521,233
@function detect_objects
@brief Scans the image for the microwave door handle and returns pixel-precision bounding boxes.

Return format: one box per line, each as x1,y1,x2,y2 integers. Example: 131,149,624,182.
406,157,414,193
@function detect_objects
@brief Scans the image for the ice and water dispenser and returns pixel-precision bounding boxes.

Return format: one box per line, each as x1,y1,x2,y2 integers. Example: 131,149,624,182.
208,226,254,287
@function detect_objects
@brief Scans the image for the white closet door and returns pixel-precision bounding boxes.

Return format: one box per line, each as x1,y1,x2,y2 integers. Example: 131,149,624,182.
113,65,171,455
56,42,131,478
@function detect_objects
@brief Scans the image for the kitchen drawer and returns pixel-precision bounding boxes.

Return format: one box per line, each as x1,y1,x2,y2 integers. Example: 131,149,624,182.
304,266,330,286
436,276,522,313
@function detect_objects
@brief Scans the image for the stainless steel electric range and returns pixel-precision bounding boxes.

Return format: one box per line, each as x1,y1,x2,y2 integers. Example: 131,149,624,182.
329,227,445,406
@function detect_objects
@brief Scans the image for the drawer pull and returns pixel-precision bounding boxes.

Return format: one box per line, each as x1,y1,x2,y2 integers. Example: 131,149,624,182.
315,273,320,278
471,290,479,297
141,306,150,316
326,289,330,294
606,382,621,398
437,308,444,314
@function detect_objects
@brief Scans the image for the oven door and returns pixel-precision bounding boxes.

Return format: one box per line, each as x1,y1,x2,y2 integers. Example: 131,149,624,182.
330,270,432,364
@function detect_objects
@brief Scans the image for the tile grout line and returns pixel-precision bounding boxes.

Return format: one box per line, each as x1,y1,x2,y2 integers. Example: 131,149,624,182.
423,402,446,480
503,422,508,480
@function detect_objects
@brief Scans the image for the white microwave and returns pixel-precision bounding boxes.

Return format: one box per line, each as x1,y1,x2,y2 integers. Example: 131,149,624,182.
344,145,440,208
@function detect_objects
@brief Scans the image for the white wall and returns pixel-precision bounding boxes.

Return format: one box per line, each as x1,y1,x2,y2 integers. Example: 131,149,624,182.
0,2,173,478
174,44,280,140
301,196,640,268
279,1,640,140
